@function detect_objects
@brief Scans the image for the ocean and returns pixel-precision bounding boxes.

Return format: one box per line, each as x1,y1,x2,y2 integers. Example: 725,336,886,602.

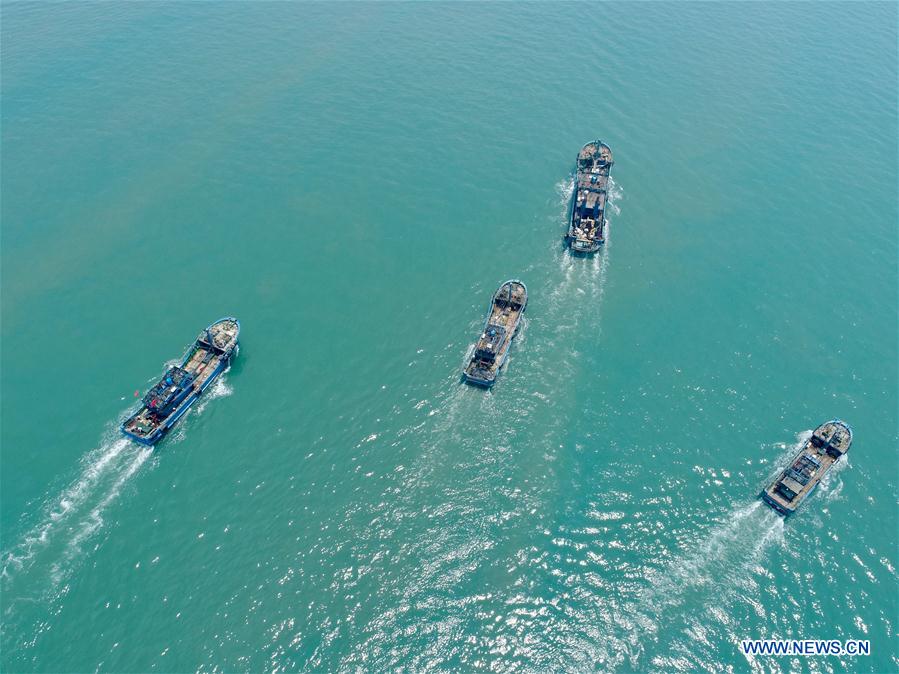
1,2,896,672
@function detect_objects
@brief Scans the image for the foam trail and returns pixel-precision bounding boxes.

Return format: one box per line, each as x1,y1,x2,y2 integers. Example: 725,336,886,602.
34,376,234,578
50,445,153,586
644,502,783,610
366,171,622,512
49,438,128,522
0,403,172,594
643,431,813,614
334,176,624,672
623,432,814,664
618,501,784,673
555,174,575,210
1,435,131,582
606,176,623,216
195,368,233,415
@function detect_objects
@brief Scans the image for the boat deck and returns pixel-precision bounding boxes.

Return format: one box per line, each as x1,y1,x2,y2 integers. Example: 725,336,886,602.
762,421,851,513
570,141,614,250
122,345,220,437
464,282,527,384
184,346,222,388
122,318,239,442
579,143,614,165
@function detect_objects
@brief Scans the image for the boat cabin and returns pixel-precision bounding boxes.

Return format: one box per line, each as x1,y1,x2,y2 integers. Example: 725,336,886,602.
475,325,507,363
811,424,850,457
775,453,820,501
143,366,196,417
198,329,226,353
495,288,524,311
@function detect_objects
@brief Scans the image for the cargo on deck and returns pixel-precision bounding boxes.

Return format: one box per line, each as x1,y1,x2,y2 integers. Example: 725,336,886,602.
121,318,240,445
567,140,614,254
463,280,527,387
760,420,852,516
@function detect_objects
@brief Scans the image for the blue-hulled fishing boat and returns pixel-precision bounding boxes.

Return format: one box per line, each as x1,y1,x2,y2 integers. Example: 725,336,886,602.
122,318,240,445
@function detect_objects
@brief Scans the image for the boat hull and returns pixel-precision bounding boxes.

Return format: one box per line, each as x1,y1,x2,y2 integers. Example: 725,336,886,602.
462,320,523,387
567,140,613,254
759,419,851,516
121,318,239,446
462,373,497,388
121,354,233,445
566,236,603,254
760,488,797,516
463,281,527,388
760,480,822,517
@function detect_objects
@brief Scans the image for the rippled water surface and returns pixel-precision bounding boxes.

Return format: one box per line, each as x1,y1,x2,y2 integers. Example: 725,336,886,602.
2,3,896,672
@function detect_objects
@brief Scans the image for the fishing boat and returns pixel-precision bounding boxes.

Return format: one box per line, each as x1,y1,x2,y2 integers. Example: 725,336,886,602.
760,419,852,516
567,140,614,253
121,318,240,445
463,280,527,387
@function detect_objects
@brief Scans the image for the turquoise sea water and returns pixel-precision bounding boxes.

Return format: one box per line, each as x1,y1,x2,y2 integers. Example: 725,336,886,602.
2,2,897,672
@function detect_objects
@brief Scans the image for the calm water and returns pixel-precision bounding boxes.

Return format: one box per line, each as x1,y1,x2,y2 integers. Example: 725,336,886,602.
1,3,896,672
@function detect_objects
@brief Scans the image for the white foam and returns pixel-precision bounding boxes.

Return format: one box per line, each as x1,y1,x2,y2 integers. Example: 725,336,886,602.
1,434,133,582
1,399,165,595
50,445,153,586
606,176,623,216
555,174,575,210
639,500,785,632
195,370,233,415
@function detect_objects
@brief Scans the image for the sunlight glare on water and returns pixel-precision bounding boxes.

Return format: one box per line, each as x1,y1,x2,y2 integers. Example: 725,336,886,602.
1,2,896,672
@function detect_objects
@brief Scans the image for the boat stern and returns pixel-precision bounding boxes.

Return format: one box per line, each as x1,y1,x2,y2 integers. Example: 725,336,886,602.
463,370,497,388
120,423,160,446
569,237,602,254
462,358,498,387
759,490,795,517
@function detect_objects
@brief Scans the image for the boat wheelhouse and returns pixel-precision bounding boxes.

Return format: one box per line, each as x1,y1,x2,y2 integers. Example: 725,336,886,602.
760,419,852,516
122,318,240,445
463,280,527,387
567,140,614,253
